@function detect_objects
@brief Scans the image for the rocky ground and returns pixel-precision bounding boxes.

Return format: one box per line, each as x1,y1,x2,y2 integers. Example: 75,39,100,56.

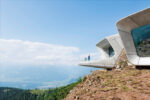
64,51,150,100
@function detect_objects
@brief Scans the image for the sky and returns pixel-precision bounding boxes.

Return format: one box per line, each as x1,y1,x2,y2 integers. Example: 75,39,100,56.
0,0,150,89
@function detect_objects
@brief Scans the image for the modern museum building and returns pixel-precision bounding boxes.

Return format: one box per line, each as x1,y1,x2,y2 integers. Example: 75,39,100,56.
79,8,150,69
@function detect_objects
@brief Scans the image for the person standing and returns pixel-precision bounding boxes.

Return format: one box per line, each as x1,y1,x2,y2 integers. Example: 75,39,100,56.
88,54,90,61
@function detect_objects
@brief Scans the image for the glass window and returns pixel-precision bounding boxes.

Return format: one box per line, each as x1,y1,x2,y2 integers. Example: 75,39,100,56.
108,46,115,57
131,24,150,57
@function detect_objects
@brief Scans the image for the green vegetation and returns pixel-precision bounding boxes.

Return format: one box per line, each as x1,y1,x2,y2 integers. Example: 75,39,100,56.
0,87,36,100
0,78,82,100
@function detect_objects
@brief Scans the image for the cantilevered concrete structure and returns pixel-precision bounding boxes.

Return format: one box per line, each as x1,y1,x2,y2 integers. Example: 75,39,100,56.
117,8,150,66
79,34,124,69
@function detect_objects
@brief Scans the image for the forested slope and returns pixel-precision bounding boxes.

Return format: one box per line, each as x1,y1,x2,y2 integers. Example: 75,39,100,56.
0,78,81,100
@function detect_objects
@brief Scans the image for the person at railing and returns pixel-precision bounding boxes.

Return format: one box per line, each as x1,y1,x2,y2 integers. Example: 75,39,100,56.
88,54,90,61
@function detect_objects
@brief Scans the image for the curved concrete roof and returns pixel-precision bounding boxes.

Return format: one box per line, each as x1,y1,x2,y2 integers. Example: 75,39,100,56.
117,8,150,66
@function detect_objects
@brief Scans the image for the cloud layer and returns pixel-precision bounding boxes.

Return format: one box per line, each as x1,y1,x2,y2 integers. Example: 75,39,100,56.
0,39,80,66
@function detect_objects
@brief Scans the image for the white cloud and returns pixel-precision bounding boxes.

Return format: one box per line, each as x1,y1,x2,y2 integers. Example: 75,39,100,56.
0,39,80,66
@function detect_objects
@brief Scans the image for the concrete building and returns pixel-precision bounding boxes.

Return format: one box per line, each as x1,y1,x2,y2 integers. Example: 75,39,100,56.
79,34,124,69
80,8,150,68
117,8,150,66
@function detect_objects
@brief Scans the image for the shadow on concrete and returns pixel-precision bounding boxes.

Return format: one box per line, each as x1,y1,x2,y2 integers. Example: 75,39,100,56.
136,66,150,70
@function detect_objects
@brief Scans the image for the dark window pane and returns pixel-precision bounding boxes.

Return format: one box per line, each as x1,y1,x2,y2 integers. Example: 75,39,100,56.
108,46,115,57
131,24,150,57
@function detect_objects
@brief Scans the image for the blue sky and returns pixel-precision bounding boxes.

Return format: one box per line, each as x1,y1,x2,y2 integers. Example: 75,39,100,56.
0,0,150,89
2,0,150,53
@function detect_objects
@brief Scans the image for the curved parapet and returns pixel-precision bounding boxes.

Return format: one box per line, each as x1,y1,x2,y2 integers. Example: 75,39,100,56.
116,8,150,66
79,34,124,69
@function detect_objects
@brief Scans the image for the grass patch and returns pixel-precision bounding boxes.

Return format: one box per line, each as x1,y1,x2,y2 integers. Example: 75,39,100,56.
120,85,130,91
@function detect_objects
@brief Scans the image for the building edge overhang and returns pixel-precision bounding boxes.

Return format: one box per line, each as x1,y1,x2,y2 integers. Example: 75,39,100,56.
116,8,150,27
79,61,114,69
96,34,119,47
